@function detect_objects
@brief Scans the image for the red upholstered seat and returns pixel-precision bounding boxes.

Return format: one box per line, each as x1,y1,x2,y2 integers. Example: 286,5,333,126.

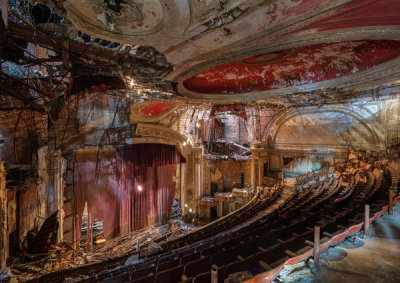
184,256,211,278
155,265,184,283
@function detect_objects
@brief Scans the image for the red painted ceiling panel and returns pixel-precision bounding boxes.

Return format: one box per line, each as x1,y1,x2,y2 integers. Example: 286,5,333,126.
141,103,172,116
183,40,400,94
303,0,400,32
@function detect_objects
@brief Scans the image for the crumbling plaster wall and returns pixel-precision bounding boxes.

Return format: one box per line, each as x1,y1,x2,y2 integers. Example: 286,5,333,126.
273,98,400,151
274,111,376,150
202,158,252,195
262,97,400,176
0,112,35,165
177,107,279,146
19,181,42,241
7,146,62,246
47,93,130,243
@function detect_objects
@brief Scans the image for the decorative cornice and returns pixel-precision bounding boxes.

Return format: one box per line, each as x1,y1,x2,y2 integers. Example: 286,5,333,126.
164,0,356,66
169,26,400,82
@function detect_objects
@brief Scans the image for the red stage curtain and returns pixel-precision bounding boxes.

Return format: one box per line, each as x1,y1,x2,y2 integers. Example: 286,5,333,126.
74,149,120,241
117,144,185,231
74,144,185,241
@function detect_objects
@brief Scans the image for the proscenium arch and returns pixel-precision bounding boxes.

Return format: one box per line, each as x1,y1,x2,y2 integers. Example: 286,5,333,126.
270,107,380,146
132,123,192,159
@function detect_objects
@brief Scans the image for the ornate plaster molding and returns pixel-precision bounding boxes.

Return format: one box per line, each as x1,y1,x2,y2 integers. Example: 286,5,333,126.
64,0,191,46
169,26,400,82
134,123,192,157
163,0,357,66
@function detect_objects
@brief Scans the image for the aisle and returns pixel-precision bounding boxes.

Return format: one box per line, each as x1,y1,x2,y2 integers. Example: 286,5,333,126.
274,202,400,283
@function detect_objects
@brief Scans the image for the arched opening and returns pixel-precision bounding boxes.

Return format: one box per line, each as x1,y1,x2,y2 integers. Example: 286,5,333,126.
73,143,185,244
273,109,379,149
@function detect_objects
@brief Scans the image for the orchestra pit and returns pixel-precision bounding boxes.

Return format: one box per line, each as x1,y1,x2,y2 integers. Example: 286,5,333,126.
1,1,400,282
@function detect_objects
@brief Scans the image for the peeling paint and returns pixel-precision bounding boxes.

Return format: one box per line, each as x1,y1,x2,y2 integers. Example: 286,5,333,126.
183,40,400,94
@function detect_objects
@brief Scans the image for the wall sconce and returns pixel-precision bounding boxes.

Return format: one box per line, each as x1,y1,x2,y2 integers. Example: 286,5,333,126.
137,185,143,192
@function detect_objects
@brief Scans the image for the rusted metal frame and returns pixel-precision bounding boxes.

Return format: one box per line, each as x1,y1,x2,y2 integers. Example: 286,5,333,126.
1,71,55,100
8,23,166,70
0,85,48,114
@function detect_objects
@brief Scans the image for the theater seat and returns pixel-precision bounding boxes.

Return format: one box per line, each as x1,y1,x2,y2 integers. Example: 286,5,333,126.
155,265,184,283
128,273,155,283
184,256,211,279
193,271,210,283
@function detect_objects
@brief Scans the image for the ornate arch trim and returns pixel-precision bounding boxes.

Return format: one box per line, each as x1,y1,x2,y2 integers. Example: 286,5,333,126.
270,106,380,146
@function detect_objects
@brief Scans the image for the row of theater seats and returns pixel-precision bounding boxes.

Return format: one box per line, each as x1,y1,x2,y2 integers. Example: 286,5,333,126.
163,186,284,251
79,160,399,283
88,187,282,283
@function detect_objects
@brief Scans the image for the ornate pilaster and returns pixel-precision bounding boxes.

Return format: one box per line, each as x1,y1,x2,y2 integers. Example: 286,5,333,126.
258,157,264,187
51,151,67,243
183,146,203,221
251,144,267,188
192,146,204,200
251,151,258,188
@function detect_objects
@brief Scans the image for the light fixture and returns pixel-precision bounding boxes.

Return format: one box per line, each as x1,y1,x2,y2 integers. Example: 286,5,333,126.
189,208,193,213
137,185,143,192
183,141,187,146
184,204,188,208
196,122,200,127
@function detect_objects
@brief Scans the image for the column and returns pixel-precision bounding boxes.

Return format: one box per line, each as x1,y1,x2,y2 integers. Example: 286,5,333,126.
193,147,203,216
0,161,7,272
258,157,264,187
180,162,187,215
251,157,257,188
181,146,204,222
52,151,66,243
251,148,260,188
196,148,204,198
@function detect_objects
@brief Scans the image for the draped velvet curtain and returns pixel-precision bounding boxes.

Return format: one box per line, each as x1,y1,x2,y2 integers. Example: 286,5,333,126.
74,144,185,241
74,149,120,241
